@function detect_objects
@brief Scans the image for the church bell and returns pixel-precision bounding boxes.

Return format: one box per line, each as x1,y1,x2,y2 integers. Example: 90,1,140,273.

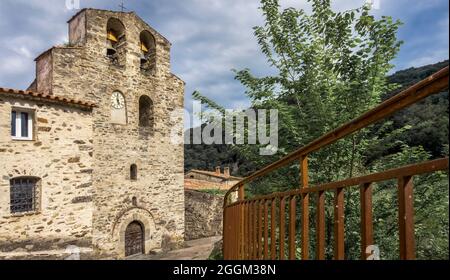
107,40,117,57
140,54,148,65
107,30,118,56
140,42,149,64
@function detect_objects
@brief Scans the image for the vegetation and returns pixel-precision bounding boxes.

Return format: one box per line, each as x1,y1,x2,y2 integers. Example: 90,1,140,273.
188,0,449,259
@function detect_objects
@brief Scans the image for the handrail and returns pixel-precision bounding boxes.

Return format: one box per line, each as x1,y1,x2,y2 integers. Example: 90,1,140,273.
224,66,449,203
226,157,449,208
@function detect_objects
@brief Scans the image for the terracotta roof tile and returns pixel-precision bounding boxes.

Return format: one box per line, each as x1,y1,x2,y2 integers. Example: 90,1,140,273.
0,87,96,109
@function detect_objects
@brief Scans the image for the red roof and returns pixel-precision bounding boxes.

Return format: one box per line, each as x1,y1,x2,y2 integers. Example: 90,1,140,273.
0,87,96,109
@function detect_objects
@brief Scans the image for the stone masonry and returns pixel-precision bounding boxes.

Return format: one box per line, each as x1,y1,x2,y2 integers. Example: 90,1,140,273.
184,190,223,241
0,9,185,259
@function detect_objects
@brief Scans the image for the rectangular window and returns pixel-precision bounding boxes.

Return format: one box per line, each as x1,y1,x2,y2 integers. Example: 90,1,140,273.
10,177,38,213
11,109,33,140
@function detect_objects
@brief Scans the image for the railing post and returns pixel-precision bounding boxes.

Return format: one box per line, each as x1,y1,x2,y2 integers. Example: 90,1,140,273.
238,184,245,201
360,183,374,260
300,155,309,259
398,176,416,260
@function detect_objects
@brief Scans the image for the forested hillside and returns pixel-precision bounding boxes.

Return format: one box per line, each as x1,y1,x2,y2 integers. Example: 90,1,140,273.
184,60,449,175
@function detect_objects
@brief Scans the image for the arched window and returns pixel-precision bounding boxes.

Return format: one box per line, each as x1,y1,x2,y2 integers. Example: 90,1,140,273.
106,18,126,64
139,96,154,128
139,30,156,72
132,196,138,206
130,164,137,180
10,177,40,213
110,91,127,124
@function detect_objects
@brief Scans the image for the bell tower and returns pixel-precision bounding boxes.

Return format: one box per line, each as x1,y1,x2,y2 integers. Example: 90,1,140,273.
43,9,186,258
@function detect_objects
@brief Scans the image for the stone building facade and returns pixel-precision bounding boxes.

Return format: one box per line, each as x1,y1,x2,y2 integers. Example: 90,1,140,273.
0,9,185,259
185,167,242,191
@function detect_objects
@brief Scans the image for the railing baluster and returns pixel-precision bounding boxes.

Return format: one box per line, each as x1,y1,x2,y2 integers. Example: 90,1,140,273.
252,202,257,260
229,207,232,259
229,206,233,259
398,176,416,260
360,183,374,260
316,190,326,260
334,188,345,260
243,202,248,260
264,200,269,259
279,196,286,260
300,156,309,260
238,186,245,260
257,200,263,260
270,198,277,260
248,202,253,259
236,205,239,259
223,207,228,259
289,195,297,260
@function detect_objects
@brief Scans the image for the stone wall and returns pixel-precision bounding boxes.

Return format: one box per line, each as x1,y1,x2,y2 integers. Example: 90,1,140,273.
184,190,223,241
0,97,93,258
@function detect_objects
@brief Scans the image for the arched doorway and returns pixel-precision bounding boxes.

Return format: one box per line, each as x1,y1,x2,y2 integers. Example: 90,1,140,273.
125,221,144,256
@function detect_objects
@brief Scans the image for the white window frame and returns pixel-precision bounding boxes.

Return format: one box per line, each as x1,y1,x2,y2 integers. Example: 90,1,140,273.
11,108,34,141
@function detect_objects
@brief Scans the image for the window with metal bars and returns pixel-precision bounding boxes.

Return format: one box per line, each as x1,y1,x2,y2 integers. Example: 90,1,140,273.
10,177,39,214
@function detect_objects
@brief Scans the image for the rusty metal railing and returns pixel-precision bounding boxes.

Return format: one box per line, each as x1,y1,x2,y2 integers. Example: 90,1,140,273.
223,66,449,260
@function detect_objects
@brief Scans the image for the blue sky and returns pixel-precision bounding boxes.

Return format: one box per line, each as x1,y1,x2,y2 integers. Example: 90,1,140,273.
0,0,448,121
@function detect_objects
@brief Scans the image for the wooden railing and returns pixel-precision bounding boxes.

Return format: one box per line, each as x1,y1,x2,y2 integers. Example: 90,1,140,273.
223,66,449,260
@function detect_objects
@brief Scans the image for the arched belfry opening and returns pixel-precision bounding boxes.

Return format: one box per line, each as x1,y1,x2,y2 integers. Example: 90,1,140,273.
139,31,156,73
106,18,126,65
139,95,154,129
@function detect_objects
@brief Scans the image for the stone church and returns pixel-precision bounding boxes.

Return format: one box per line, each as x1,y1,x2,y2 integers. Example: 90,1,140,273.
0,9,185,259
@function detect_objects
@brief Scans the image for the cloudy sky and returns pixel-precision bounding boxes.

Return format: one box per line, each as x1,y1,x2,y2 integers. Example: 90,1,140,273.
0,0,448,125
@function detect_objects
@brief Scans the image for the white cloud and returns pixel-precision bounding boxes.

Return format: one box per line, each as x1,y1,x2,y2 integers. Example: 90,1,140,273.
0,56,32,75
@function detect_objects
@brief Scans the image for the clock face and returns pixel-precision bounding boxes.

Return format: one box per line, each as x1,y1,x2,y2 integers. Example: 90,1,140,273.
111,92,125,109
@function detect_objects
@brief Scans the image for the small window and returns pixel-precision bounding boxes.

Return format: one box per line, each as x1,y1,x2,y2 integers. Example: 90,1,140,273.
11,109,34,140
139,96,154,128
132,196,137,206
10,177,39,214
130,164,137,180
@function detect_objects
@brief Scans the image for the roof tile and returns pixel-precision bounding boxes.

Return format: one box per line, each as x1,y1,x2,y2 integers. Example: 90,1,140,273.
0,87,96,109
